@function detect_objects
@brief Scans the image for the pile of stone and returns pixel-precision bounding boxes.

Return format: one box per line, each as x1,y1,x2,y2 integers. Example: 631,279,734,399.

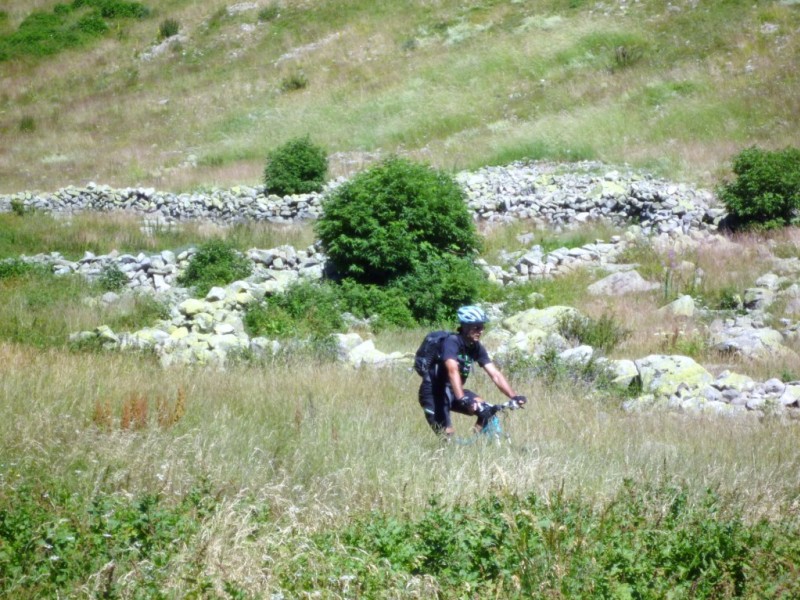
457,161,725,233
0,161,726,234
10,244,325,294
1,183,324,224
480,235,631,285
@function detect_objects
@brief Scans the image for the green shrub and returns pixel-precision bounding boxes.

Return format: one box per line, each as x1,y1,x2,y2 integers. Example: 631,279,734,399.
317,156,480,286
244,280,343,338
0,269,91,348
177,240,252,296
74,11,108,35
19,115,36,132
501,345,633,399
10,198,28,216
718,146,800,230
72,0,150,19
158,17,179,40
263,136,328,196
337,279,416,330
0,479,214,598
258,5,280,22
482,281,544,315
105,293,169,331
280,70,308,92
0,258,49,280
0,1,149,61
310,482,799,598
393,255,485,325
557,311,630,355
97,262,128,291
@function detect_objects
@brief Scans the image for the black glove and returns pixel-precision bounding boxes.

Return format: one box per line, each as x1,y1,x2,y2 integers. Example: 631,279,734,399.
512,395,527,407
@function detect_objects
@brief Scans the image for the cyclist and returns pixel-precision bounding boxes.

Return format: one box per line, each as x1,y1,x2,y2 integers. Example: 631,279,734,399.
418,305,527,438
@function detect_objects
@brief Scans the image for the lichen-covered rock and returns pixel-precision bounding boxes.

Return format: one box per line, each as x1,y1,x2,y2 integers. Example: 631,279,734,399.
588,270,660,296
502,305,581,334
634,354,714,398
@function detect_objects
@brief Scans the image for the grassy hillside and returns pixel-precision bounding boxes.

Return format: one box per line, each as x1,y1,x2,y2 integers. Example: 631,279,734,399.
1,0,798,193
3,3,800,596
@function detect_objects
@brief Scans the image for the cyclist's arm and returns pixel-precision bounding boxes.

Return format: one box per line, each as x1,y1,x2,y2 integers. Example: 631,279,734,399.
483,362,517,398
444,358,465,400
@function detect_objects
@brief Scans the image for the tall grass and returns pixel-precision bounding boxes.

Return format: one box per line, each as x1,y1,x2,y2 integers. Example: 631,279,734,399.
1,343,798,594
2,217,800,593
0,211,315,259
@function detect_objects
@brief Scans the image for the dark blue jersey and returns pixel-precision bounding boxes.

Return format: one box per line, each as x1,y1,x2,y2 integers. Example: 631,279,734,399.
432,333,491,390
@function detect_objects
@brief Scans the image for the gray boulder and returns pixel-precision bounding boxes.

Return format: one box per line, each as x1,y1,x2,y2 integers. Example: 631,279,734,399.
588,270,660,296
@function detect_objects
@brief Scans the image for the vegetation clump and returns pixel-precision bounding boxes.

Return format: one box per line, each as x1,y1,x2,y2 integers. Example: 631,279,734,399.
316,156,483,323
718,146,800,230
176,239,251,297
557,311,630,355
317,157,479,285
244,279,415,339
97,262,128,291
0,0,150,61
258,5,280,22
158,17,179,40
309,483,800,598
0,258,49,280
280,70,309,92
263,136,328,196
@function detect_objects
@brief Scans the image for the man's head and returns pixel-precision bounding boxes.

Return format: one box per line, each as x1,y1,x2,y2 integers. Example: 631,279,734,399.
457,305,487,344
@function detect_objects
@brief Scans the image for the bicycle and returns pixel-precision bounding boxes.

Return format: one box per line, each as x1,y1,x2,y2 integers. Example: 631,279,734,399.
452,397,525,446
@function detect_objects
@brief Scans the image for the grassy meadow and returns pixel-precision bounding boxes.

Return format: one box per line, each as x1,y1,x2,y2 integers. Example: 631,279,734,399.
2,211,800,596
3,0,800,596
1,0,799,192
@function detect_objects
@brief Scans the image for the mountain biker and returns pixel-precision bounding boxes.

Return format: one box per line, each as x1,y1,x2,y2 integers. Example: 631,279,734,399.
418,305,527,438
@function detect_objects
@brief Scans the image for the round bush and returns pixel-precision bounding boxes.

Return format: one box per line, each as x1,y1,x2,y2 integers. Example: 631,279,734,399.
392,255,485,325
177,240,252,297
718,146,800,230
264,136,328,196
316,157,480,286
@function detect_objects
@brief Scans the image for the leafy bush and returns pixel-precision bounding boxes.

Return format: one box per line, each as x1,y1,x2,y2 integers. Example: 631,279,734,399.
0,478,215,598
337,279,416,330
501,346,626,395
289,482,800,598
258,5,280,22
280,70,309,92
263,136,328,196
97,262,128,291
718,146,800,230
10,198,28,216
158,18,179,40
0,258,49,280
245,280,343,338
105,293,169,331
74,11,108,35
557,311,630,355
393,255,485,324
177,240,252,296
245,279,418,338
73,0,150,19
317,157,480,286
0,0,149,61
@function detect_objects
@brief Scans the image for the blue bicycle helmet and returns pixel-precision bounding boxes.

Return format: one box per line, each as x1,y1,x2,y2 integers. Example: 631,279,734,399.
457,305,488,325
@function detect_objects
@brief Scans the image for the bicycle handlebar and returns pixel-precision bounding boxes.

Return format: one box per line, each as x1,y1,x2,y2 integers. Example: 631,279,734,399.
485,398,525,416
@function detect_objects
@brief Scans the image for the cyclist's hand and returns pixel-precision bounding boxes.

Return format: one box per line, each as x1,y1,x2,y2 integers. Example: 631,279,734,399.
512,395,528,407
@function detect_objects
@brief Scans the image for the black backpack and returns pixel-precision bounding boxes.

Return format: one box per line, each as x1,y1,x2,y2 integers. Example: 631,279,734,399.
413,330,453,377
